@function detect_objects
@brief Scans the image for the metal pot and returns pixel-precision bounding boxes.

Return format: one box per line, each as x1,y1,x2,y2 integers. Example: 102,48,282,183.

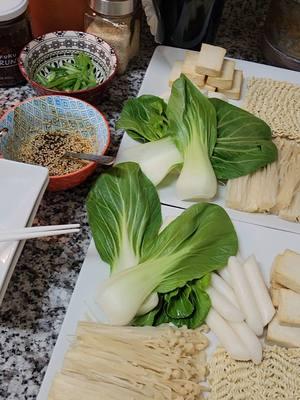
263,0,300,71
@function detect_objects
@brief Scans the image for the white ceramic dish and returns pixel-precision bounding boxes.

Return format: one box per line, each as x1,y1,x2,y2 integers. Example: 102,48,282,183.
37,204,300,399
0,159,49,304
117,45,300,234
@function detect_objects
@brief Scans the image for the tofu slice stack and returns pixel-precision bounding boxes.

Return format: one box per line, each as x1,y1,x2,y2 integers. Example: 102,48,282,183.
218,70,243,100
168,43,243,100
182,51,206,88
206,59,235,89
267,249,300,347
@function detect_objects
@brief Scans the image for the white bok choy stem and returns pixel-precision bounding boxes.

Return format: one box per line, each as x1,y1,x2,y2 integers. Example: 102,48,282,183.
167,75,218,201
112,218,140,274
137,214,178,317
116,137,183,186
176,135,217,201
97,262,163,326
136,292,159,316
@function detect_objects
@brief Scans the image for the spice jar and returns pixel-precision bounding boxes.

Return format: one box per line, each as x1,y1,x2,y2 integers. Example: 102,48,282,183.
85,0,140,74
0,0,32,86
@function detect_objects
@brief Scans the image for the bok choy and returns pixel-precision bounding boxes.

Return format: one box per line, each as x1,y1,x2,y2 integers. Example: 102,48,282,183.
116,74,278,201
87,162,162,274
116,95,182,185
87,162,238,326
167,75,218,200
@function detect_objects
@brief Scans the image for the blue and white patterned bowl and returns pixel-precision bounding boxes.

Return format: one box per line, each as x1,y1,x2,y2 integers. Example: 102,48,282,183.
0,95,110,191
18,31,118,104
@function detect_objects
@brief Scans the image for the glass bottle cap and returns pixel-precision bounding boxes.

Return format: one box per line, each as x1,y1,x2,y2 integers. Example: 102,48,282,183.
0,0,28,22
89,0,135,16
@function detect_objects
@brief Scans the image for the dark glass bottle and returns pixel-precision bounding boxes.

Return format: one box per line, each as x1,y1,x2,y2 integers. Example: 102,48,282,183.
0,0,32,87
152,0,225,49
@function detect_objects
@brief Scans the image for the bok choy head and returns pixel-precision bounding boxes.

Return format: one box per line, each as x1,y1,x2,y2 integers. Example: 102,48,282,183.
116,95,182,186
86,162,162,274
167,74,218,201
87,162,238,325
98,201,237,325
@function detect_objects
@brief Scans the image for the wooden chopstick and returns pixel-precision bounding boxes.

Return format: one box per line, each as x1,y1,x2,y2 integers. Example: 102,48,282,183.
0,224,80,243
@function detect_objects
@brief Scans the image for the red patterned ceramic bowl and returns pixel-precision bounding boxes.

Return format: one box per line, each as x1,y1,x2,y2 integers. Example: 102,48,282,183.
18,31,117,104
0,95,110,191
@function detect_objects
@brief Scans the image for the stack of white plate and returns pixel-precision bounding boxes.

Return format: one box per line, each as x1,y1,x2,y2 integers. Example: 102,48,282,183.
0,159,49,304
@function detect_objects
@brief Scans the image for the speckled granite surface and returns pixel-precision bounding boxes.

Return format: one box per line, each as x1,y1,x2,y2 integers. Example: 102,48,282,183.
0,1,271,398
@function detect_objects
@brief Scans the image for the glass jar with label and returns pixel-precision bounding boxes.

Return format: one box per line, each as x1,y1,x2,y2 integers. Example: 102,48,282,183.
85,0,140,74
0,0,32,87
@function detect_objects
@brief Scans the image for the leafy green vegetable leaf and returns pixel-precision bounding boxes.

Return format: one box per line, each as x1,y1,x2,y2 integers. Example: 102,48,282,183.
197,273,211,290
143,202,238,293
132,279,211,329
187,281,211,328
164,288,179,302
132,303,161,326
86,162,162,274
166,286,194,319
167,74,217,157
116,95,168,143
210,98,278,179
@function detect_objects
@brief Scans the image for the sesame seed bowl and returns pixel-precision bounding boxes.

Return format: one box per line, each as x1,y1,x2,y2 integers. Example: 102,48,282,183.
0,95,110,191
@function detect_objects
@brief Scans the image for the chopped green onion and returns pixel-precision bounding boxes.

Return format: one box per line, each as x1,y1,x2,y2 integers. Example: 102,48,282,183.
35,53,98,91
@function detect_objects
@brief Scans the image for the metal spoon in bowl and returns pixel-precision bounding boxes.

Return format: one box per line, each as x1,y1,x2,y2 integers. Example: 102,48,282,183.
63,152,115,166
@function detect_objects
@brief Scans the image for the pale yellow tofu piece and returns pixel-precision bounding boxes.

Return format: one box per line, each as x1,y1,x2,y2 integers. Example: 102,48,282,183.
182,51,203,75
271,288,280,307
168,61,183,87
277,288,300,327
195,43,226,77
270,254,284,284
185,73,205,88
207,59,235,89
267,314,300,347
203,84,216,92
218,70,243,100
181,51,206,88
273,249,300,294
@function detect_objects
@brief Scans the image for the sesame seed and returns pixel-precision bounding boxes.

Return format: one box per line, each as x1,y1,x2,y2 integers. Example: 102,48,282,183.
18,130,95,176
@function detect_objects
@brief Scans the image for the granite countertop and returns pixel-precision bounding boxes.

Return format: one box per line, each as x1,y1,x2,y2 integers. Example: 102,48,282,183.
0,1,271,398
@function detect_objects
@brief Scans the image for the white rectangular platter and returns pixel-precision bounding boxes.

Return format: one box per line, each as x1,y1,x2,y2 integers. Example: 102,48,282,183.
0,159,49,304
117,45,300,235
37,204,300,399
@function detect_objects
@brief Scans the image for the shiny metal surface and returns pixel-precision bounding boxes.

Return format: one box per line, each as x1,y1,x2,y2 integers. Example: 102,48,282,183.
89,0,134,16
